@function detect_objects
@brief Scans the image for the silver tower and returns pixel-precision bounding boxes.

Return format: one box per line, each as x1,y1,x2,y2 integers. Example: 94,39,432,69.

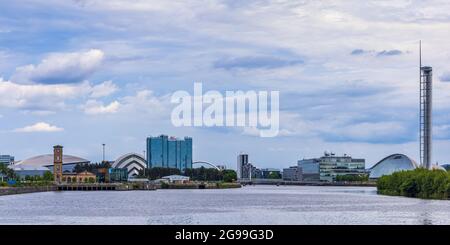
419,41,432,169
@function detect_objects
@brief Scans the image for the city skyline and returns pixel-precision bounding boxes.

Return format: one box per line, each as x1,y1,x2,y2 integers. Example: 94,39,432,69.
2,1,450,169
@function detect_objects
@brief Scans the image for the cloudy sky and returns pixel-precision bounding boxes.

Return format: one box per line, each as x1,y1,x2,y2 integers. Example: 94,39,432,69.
2,0,450,168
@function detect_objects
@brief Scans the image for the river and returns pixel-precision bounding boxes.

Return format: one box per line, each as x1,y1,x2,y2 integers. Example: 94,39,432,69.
0,185,449,224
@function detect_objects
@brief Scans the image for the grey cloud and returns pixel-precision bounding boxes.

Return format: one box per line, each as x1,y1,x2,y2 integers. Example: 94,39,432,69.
350,49,403,57
350,49,368,55
214,56,303,70
377,49,403,56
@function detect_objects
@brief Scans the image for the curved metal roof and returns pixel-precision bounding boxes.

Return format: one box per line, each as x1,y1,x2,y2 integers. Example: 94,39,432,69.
112,153,147,177
16,154,90,167
369,153,418,179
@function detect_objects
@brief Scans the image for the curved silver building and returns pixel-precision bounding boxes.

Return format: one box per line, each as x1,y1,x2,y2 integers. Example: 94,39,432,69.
15,154,90,173
112,153,147,178
369,154,418,179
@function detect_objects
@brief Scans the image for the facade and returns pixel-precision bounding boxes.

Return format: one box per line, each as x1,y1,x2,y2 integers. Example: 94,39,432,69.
15,154,90,173
161,175,190,183
298,158,320,181
282,166,302,181
0,155,14,166
298,152,366,182
53,145,63,183
146,135,192,171
62,171,96,183
109,168,129,182
112,153,147,178
369,154,419,179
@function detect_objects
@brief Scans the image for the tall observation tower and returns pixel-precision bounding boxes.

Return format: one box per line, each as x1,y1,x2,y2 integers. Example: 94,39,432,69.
419,41,432,169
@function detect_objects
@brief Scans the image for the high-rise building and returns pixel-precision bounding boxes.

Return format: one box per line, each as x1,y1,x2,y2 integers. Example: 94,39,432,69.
237,153,248,179
146,135,192,171
237,153,261,179
0,155,14,166
298,152,366,182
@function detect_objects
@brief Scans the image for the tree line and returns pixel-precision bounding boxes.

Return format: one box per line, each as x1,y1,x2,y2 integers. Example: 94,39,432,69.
377,168,450,199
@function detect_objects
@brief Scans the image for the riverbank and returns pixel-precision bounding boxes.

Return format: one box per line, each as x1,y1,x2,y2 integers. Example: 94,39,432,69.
0,186,56,196
0,181,241,196
239,179,376,187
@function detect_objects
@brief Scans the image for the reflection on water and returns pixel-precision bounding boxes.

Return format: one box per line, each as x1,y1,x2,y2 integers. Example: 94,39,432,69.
0,185,449,225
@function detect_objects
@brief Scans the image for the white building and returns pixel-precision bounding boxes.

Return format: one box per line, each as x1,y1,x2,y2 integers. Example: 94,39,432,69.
161,175,190,183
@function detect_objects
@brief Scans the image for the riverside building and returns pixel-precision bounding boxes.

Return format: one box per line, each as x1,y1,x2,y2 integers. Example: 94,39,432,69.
146,135,193,172
298,152,366,182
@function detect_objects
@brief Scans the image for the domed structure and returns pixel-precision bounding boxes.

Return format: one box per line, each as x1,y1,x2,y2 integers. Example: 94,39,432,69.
369,154,418,179
15,154,90,173
112,153,147,178
430,164,447,171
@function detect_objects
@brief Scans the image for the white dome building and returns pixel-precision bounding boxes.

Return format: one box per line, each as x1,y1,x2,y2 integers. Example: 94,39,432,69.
369,154,419,179
111,153,147,178
15,154,90,173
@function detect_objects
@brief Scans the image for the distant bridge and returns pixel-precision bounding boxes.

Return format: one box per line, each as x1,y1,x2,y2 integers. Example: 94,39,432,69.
192,161,220,170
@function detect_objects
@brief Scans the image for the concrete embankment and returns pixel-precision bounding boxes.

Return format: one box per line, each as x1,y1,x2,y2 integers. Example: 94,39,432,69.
0,186,56,196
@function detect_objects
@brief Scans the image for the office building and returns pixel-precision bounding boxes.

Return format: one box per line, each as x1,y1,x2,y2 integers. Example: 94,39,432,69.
146,135,192,171
0,155,14,166
261,168,281,179
298,152,366,182
282,166,302,181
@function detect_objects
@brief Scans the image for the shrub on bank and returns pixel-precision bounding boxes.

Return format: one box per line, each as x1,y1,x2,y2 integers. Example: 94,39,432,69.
377,168,450,199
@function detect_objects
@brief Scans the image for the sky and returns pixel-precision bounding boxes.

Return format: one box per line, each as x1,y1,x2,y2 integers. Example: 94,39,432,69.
1,0,450,169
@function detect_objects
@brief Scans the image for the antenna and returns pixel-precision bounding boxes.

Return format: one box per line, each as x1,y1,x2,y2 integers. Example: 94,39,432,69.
419,40,422,74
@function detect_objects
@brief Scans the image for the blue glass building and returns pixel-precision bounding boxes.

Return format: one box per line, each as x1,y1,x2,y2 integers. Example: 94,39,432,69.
146,135,192,171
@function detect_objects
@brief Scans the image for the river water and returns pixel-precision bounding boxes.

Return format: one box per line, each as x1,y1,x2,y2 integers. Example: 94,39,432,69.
0,185,449,225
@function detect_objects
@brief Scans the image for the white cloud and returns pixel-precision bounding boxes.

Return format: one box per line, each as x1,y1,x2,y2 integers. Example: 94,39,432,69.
0,78,122,113
14,122,64,133
90,80,118,98
84,99,120,115
11,49,104,84
120,90,169,115
0,78,87,111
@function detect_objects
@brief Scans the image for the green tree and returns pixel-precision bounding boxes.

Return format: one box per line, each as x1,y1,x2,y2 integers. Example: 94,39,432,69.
43,171,54,181
223,170,237,182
